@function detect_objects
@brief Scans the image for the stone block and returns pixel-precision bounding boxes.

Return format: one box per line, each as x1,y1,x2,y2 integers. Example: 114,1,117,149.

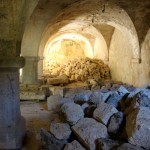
64,140,86,150
47,94,72,111
97,138,120,150
93,102,118,125
20,90,45,100
126,107,150,149
72,118,108,150
61,102,84,125
50,123,71,140
40,128,67,150
89,91,110,104
116,143,144,150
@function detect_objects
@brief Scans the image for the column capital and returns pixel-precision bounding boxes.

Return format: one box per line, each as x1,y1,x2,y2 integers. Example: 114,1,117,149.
0,56,25,70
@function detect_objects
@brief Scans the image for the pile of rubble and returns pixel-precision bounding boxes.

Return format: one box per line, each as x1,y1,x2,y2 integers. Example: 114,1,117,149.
40,82,150,150
43,58,111,84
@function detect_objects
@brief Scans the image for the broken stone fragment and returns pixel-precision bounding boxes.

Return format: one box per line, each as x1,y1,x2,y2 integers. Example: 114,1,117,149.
40,128,67,150
47,94,72,111
107,111,124,134
61,102,84,125
115,143,144,150
96,138,120,150
93,102,118,125
126,107,150,149
72,118,108,150
49,123,71,140
64,140,86,150
46,74,69,85
89,90,111,104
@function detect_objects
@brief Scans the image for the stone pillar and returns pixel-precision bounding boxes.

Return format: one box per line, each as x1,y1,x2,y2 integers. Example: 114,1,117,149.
22,56,40,84
0,57,26,149
38,56,44,77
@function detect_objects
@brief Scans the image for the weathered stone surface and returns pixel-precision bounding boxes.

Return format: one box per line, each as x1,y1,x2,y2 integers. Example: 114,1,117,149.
73,90,92,103
106,86,129,108
81,103,89,111
40,128,67,150
72,118,108,150
61,102,84,125
120,88,141,113
108,112,124,134
93,102,118,125
117,86,129,96
47,74,69,85
132,89,150,108
20,90,45,100
126,107,150,149
97,138,120,150
116,143,144,150
49,123,71,140
64,87,88,99
106,93,124,108
47,94,72,111
89,91,110,104
64,140,86,150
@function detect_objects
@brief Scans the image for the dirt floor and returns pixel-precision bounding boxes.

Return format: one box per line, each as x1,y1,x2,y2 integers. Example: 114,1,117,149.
21,101,55,150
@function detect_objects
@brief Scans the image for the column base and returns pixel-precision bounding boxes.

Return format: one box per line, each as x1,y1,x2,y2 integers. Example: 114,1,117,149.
0,116,26,149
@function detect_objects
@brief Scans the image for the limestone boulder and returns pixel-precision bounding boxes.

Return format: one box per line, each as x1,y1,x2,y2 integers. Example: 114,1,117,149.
49,123,71,140
64,140,86,150
72,118,108,150
40,128,67,150
93,102,118,125
126,107,150,149
61,102,84,125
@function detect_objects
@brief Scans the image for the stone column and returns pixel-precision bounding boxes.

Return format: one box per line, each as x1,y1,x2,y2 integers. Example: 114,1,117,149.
38,56,44,77
22,56,40,84
0,57,26,149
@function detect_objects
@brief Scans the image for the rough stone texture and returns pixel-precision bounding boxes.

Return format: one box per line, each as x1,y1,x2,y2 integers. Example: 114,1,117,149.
46,74,69,85
81,103,89,111
132,89,150,108
93,102,118,125
117,86,129,96
40,128,67,150
47,94,72,111
61,102,84,125
126,107,150,149
116,143,144,150
73,90,92,104
120,88,141,113
106,91,127,108
108,112,124,134
20,90,45,100
44,58,111,82
64,140,86,150
89,91,111,104
72,118,108,150
97,138,120,150
49,123,71,140
64,87,88,100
